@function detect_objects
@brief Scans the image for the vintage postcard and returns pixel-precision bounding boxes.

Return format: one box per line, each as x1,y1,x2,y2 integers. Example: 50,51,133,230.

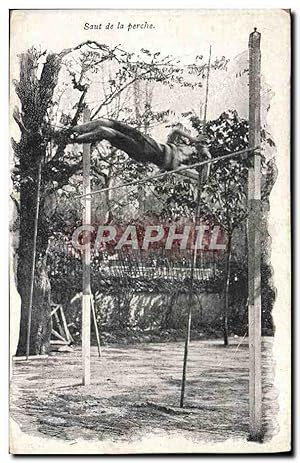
9,9,291,454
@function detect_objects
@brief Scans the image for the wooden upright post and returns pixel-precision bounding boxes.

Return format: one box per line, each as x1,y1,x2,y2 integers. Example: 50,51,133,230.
82,108,91,385
248,28,262,441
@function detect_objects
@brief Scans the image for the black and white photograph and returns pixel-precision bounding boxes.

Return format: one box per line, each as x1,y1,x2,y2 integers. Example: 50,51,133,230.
8,9,291,454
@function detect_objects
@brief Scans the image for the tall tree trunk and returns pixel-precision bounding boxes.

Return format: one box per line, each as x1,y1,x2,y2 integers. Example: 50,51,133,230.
13,50,64,355
16,161,52,356
223,233,232,346
16,254,52,356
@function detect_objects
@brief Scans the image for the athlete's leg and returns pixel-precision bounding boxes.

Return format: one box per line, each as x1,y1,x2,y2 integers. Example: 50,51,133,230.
71,118,160,154
70,126,144,163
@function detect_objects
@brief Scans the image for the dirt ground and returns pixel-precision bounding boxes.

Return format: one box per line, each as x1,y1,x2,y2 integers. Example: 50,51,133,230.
10,337,278,445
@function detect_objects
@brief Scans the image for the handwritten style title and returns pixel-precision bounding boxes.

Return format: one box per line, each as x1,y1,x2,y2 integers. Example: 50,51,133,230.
84,21,155,32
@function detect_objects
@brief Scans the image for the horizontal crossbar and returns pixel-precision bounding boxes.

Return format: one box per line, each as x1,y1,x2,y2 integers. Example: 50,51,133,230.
76,146,258,199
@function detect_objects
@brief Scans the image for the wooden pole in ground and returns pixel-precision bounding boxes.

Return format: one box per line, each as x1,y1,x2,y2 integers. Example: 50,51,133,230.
82,108,91,385
179,185,200,408
248,28,262,441
180,44,211,408
25,158,42,360
91,292,101,357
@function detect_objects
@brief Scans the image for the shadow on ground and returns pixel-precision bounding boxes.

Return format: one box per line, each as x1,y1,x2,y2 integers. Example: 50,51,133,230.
11,337,278,444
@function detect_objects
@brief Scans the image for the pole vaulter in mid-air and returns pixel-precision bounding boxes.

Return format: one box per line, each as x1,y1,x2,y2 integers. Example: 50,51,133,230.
65,118,212,183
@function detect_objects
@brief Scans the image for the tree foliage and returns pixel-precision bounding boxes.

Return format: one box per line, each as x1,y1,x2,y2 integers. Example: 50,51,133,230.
12,40,228,354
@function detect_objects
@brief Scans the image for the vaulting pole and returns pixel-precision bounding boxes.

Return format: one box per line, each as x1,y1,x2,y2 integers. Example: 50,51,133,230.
82,108,91,385
180,178,201,408
180,44,211,407
203,44,212,126
248,28,262,441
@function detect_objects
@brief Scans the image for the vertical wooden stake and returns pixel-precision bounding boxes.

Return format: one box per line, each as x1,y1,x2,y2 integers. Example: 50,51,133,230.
180,293,193,408
91,292,101,357
248,28,262,441
82,108,91,385
180,177,201,408
180,44,211,407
